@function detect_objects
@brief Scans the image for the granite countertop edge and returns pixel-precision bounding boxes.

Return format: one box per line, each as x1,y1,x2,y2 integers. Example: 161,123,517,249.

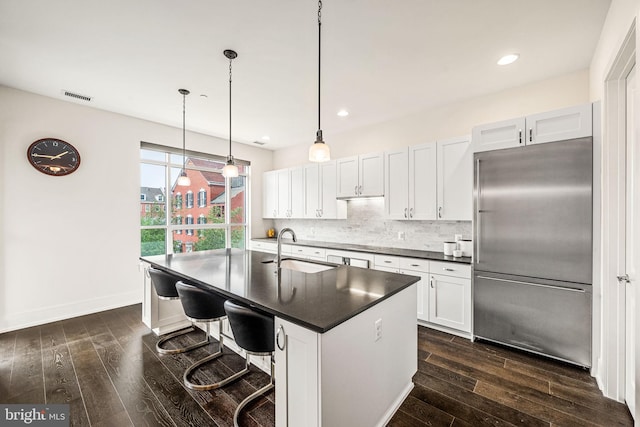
251,237,472,265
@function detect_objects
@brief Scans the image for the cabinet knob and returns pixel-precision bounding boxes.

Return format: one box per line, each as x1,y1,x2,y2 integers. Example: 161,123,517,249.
430,277,434,288
359,185,363,195
438,206,442,218
529,128,533,142
355,185,358,195
519,129,523,144
409,207,414,218
404,208,408,218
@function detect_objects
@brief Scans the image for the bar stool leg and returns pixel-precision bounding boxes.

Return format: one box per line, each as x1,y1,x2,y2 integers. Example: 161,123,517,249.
183,320,251,391
156,322,210,355
233,356,275,427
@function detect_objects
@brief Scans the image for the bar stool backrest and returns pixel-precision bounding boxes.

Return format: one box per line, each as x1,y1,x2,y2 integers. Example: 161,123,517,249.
176,282,227,321
224,300,274,354
149,268,180,300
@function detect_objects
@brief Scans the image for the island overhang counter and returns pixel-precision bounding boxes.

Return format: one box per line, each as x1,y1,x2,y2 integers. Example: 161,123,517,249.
140,248,419,426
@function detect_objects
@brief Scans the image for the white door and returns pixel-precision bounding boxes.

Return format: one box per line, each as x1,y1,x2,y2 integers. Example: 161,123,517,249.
384,148,408,219
437,136,472,220
304,164,320,218
289,167,304,218
409,142,437,220
276,169,290,218
624,65,638,420
525,103,592,145
336,156,359,198
471,117,525,153
263,170,278,218
359,152,384,197
319,160,339,218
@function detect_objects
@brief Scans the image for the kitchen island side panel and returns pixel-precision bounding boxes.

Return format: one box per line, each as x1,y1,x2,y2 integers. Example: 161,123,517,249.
320,285,417,427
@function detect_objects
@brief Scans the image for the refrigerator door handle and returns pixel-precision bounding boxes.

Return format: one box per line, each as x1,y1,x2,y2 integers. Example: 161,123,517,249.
475,158,481,264
475,275,586,293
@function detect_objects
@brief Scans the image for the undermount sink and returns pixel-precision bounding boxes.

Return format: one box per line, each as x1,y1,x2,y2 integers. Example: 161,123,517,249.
263,258,336,273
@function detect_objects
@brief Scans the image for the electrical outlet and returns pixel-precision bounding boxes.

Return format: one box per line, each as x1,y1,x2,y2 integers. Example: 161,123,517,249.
374,318,382,341
397,231,405,240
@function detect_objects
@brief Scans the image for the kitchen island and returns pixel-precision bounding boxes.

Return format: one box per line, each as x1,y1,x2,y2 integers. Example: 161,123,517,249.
140,248,419,427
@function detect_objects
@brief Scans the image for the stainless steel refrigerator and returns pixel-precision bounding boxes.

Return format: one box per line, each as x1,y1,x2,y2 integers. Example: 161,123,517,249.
473,137,592,367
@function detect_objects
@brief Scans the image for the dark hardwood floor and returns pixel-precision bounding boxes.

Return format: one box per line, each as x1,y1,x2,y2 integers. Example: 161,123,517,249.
0,304,633,426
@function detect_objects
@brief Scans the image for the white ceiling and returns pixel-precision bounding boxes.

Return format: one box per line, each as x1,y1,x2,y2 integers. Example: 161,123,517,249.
0,0,611,151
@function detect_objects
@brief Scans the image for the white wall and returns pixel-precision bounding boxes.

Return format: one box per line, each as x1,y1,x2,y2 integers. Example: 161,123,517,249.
273,69,590,169
0,86,273,332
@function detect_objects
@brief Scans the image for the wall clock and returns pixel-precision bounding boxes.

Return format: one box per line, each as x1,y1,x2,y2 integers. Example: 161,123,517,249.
27,138,81,176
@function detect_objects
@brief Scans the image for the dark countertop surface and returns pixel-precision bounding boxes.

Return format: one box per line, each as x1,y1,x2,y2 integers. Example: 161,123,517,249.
252,238,472,265
141,249,420,333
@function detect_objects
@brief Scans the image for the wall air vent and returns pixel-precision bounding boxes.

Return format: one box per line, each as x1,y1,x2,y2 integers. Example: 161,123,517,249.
62,90,92,102
252,140,266,146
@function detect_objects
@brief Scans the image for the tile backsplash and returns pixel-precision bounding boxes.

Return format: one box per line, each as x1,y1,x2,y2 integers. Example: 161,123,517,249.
271,198,471,252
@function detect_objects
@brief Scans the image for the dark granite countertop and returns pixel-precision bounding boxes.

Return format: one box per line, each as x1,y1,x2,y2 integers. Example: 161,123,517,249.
141,249,420,333
251,238,472,265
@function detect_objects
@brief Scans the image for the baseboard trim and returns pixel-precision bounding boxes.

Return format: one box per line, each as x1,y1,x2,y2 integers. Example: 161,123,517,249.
0,291,142,333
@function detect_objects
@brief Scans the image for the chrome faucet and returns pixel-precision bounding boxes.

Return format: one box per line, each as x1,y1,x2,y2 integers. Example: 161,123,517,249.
277,228,297,270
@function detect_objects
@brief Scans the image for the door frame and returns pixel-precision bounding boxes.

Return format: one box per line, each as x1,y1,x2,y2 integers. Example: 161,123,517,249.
600,20,636,405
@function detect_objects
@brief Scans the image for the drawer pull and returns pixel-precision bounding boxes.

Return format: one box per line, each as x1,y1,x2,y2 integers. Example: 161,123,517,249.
384,260,392,264
443,268,455,272
411,264,420,267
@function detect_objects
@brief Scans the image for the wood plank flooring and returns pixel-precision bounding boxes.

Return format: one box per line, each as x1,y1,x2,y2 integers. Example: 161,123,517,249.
0,304,633,426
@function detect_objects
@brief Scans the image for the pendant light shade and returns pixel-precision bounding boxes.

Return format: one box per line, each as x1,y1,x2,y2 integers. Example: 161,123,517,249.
222,49,239,179
177,88,191,186
309,0,330,162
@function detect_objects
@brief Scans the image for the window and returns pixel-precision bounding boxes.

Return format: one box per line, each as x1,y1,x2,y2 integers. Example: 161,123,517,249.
145,204,150,213
198,189,206,207
140,194,146,201
175,215,182,234
140,144,249,256
186,215,194,236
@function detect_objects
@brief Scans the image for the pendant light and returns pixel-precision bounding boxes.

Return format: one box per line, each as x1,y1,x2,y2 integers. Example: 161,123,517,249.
309,0,330,162
222,49,239,178
176,88,191,186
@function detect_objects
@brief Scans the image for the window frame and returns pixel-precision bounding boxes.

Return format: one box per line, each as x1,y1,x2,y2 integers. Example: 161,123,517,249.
140,143,250,255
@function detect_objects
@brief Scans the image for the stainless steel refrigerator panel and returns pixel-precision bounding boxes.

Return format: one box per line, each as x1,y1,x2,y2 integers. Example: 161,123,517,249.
473,272,592,367
473,137,592,284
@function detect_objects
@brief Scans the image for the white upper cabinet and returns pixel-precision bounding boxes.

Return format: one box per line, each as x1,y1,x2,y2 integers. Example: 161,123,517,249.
384,144,437,220
304,161,346,219
263,170,278,218
526,103,592,145
472,103,592,153
471,117,526,152
437,136,472,221
337,152,384,198
272,167,304,219
410,143,437,220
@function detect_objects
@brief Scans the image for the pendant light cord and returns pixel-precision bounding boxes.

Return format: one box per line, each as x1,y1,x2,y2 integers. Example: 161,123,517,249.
229,56,233,158
317,0,322,132
182,91,186,171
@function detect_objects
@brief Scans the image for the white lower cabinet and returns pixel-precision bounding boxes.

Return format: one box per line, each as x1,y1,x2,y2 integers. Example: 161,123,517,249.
428,261,471,333
275,286,417,427
275,317,319,427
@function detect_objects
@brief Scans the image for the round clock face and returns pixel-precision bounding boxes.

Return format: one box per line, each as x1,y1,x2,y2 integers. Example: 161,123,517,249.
27,138,81,176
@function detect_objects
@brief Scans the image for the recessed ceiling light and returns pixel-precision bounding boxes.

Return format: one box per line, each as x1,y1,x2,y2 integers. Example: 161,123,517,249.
497,54,519,65
262,135,270,141
337,109,349,117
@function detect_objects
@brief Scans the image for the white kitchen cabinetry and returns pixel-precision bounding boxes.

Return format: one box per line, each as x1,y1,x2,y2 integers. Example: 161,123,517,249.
290,245,326,261
428,261,471,333
250,240,277,254
276,167,304,218
384,144,437,220
275,286,416,427
336,152,384,198
304,161,346,219
437,136,472,221
373,255,430,322
275,317,319,427
263,170,278,218
472,103,592,153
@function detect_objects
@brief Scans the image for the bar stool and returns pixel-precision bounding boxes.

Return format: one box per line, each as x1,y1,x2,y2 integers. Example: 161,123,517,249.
176,282,251,391
223,300,275,427
148,268,208,354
